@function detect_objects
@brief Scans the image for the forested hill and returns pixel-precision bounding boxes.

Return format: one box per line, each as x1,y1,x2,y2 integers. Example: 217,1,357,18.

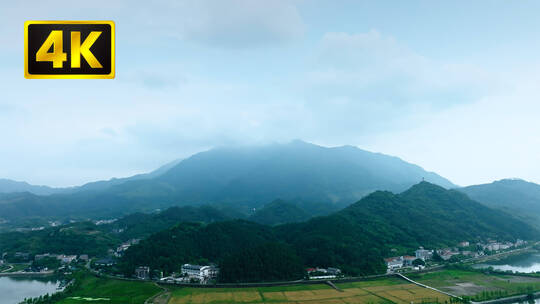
0,141,455,226
459,179,540,228
248,199,339,225
0,205,233,257
120,182,536,282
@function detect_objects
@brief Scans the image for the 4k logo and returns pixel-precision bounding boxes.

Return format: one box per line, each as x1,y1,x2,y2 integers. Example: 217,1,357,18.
24,21,115,79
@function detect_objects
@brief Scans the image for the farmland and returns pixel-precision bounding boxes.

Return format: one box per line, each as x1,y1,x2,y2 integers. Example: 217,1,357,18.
48,269,540,304
410,269,540,301
167,277,451,304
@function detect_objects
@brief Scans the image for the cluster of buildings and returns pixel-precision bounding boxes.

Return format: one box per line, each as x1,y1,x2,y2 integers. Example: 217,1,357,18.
481,239,525,251
306,267,342,279
385,239,528,272
7,252,87,265
384,246,435,272
34,253,88,264
384,255,420,271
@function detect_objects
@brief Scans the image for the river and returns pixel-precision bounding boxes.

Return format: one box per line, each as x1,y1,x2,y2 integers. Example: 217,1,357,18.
474,252,540,273
513,300,540,304
0,276,60,304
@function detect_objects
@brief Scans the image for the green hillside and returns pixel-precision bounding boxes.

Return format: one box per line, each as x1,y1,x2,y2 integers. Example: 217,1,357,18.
248,199,339,225
0,205,233,257
460,179,540,228
120,182,537,282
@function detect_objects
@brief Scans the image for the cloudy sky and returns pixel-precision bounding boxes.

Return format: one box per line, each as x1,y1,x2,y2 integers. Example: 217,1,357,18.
1,0,540,187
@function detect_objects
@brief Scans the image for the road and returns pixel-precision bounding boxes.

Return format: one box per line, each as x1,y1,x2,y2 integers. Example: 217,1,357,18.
0,264,13,273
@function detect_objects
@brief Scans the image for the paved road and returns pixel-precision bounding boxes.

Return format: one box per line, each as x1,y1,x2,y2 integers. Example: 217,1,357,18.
397,273,462,300
0,264,13,273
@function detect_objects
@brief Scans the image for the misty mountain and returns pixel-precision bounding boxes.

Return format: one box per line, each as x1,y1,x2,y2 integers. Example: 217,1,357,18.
67,158,182,193
0,159,182,196
459,179,540,228
0,141,455,225
0,179,64,196
157,140,455,206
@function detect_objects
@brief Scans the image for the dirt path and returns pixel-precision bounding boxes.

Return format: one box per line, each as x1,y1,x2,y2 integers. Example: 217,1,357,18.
145,283,171,304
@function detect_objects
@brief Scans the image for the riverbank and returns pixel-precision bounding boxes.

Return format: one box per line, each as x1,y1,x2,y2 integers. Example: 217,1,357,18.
0,270,54,277
473,291,540,304
0,276,60,304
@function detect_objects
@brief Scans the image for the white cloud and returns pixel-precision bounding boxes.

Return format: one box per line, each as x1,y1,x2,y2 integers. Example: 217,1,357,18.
1,2,540,187
172,0,305,47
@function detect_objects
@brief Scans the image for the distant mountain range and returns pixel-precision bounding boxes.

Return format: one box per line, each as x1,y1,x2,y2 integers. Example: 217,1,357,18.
0,140,455,226
0,179,62,196
0,159,182,196
459,179,540,228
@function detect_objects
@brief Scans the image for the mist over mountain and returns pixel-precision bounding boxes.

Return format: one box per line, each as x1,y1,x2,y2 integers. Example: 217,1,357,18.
0,179,63,196
0,159,182,196
459,179,540,228
0,141,455,225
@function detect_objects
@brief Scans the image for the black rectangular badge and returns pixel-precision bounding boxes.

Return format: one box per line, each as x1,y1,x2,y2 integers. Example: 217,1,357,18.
24,21,115,79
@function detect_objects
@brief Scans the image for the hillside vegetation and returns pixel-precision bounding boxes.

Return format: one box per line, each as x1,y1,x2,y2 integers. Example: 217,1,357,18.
120,182,537,282
460,179,540,228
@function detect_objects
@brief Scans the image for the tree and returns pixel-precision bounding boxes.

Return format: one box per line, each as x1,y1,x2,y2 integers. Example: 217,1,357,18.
432,251,443,262
412,258,425,266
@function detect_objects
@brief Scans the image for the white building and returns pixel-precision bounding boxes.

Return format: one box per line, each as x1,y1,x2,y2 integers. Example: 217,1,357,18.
57,254,77,264
135,266,150,279
181,264,219,282
385,257,404,271
415,247,433,261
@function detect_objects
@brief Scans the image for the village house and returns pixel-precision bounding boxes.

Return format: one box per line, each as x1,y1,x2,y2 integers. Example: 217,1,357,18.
402,256,416,266
135,266,150,279
57,254,77,264
306,267,342,279
415,247,433,261
95,257,116,267
78,254,89,262
34,253,56,260
14,252,31,261
115,239,140,257
327,267,342,275
384,256,404,271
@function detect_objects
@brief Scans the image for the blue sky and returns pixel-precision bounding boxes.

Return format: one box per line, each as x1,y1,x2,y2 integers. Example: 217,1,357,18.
2,0,540,187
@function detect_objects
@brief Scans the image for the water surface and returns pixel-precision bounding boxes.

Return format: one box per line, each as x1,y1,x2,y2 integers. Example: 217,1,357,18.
0,276,59,304
474,252,540,273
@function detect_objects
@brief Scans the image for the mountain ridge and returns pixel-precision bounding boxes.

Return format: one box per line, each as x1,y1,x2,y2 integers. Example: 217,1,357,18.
459,178,540,228
0,141,456,226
